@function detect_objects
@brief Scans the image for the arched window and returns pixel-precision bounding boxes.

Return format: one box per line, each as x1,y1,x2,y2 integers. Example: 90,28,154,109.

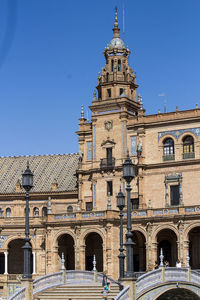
118,60,121,71
183,135,195,159
67,206,73,213
33,207,39,217
42,207,47,217
163,138,174,161
6,208,11,218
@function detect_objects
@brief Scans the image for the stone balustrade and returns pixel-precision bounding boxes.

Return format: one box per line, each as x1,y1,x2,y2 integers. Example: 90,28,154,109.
8,287,25,300
33,271,63,295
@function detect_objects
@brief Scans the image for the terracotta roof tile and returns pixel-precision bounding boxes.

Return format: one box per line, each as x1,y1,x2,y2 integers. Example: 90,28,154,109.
0,154,79,194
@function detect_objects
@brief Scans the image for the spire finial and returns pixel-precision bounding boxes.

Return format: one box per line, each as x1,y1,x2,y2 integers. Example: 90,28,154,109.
81,105,84,119
113,6,120,38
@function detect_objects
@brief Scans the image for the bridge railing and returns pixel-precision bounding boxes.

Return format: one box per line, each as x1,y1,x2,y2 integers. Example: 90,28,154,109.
136,268,162,295
114,286,129,300
165,267,188,282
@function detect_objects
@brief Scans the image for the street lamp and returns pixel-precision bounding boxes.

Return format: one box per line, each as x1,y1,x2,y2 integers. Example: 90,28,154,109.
123,153,136,278
22,162,33,279
117,188,125,280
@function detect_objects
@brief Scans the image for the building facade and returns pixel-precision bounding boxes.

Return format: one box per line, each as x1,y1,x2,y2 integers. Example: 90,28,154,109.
0,9,200,297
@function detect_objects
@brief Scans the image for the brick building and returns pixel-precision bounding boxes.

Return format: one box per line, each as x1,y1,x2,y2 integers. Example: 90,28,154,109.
0,9,200,297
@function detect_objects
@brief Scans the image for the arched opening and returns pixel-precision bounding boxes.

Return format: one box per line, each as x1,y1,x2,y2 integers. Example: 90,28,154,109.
42,207,47,217
163,138,174,161
85,232,103,272
33,207,39,217
156,288,200,299
189,226,200,269
58,234,75,270
6,208,11,218
183,135,194,159
157,229,177,267
8,239,33,274
67,205,73,213
132,231,146,272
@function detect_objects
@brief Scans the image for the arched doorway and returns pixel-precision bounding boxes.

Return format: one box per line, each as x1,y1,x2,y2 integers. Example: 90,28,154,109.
132,231,146,272
85,232,103,272
189,226,200,269
157,229,177,267
8,239,33,274
156,288,200,299
58,234,75,270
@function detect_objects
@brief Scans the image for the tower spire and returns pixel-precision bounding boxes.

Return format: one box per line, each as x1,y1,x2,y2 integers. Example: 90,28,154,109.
113,6,120,38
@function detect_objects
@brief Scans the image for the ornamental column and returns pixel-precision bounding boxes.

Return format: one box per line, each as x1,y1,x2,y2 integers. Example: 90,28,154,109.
4,252,8,275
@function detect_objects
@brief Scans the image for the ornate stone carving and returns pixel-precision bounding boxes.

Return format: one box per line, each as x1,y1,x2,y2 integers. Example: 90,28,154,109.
104,120,113,131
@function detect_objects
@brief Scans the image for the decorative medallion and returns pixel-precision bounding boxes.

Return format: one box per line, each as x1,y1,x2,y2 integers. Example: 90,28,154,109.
104,120,113,131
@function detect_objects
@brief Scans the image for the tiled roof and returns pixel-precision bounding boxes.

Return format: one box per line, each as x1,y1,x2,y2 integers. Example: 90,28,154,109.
0,153,79,194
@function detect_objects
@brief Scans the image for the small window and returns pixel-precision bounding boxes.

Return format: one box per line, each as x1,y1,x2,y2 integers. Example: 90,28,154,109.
107,181,113,196
67,205,73,213
42,207,47,217
120,88,124,95
106,72,109,82
118,60,121,71
170,185,180,206
131,198,139,210
33,207,39,216
6,208,11,218
86,202,93,211
107,89,111,98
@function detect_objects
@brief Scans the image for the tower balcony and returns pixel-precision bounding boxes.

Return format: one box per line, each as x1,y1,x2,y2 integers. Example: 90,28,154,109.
100,158,115,169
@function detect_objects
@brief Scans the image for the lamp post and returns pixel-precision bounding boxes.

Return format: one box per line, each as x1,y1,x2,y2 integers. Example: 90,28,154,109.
123,154,136,278
22,162,33,279
117,188,125,280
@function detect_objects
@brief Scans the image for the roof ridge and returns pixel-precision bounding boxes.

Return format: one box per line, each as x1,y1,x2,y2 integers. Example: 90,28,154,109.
0,153,79,159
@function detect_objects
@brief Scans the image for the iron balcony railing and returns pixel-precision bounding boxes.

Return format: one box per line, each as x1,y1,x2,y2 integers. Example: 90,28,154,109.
100,158,115,169
183,152,195,159
163,154,175,161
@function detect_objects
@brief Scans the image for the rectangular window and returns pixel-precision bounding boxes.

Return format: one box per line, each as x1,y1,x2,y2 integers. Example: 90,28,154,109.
107,181,113,196
106,147,112,165
131,198,139,210
107,89,111,98
86,202,93,211
170,185,180,206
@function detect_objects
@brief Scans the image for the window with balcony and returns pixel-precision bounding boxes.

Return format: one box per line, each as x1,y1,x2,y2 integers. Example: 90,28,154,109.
33,207,39,216
163,138,175,161
183,135,194,159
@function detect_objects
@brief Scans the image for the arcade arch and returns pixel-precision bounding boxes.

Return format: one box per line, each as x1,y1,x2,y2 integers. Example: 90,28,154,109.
85,232,103,272
8,239,33,274
57,234,75,270
132,230,146,272
157,229,178,267
188,226,200,269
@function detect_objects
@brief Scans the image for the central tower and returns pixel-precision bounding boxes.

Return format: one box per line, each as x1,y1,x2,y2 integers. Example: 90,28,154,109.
90,7,142,115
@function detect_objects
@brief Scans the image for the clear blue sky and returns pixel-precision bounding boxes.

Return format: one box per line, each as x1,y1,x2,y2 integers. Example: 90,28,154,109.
0,0,200,156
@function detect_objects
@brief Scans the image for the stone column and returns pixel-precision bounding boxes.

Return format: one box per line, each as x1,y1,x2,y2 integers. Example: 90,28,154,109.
79,245,85,271
4,252,8,275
